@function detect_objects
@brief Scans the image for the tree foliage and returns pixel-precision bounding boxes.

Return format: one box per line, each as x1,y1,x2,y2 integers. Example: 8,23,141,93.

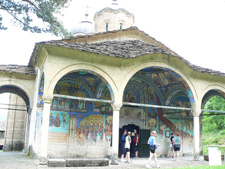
203,95,225,131
0,0,72,37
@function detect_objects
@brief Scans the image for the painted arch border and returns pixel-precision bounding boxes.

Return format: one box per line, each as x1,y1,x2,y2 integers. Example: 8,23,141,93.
120,61,198,106
0,79,34,108
46,63,118,102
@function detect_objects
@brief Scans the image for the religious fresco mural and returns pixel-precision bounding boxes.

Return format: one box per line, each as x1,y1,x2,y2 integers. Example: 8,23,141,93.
37,73,44,106
122,66,195,146
37,70,115,149
49,111,69,133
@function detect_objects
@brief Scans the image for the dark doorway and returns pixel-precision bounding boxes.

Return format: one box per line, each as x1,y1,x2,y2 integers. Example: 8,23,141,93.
119,124,139,158
119,126,150,158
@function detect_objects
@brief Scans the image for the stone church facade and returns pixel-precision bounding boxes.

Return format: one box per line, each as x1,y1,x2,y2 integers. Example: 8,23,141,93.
1,1,225,163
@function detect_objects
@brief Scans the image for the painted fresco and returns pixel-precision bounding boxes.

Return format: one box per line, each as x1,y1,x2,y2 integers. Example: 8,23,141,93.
37,67,196,157
120,108,145,128
148,118,157,131
37,74,44,106
49,111,69,133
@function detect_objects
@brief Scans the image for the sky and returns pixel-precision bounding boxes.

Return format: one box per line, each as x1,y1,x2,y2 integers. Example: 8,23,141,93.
0,0,225,120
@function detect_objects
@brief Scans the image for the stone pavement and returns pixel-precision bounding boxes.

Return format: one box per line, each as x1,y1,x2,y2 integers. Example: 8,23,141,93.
0,152,224,169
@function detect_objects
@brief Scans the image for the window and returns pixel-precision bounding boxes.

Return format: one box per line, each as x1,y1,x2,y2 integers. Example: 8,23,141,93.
120,23,123,30
0,131,4,139
106,22,108,32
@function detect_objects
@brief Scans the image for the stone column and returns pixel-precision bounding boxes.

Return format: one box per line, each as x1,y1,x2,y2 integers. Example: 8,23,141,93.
111,103,122,163
28,67,41,150
193,108,201,161
39,95,53,164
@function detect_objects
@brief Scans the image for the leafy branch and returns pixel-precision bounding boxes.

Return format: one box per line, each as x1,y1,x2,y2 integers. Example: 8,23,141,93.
0,0,72,38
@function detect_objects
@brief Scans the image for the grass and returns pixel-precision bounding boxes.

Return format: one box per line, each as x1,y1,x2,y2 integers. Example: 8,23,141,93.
173,165,225,169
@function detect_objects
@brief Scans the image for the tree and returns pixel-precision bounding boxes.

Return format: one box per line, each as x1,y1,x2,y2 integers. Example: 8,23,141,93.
203,96,225,131
0,0,72,37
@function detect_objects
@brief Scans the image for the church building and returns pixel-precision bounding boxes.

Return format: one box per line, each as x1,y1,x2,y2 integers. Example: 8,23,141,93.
1,0,225,164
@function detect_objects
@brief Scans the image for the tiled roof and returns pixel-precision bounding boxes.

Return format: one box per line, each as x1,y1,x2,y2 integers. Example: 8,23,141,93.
41,39,171,58
29,27,225,77
0,65,36,75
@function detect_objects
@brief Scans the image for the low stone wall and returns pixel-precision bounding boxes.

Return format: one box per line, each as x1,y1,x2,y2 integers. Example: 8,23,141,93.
48,158,109,167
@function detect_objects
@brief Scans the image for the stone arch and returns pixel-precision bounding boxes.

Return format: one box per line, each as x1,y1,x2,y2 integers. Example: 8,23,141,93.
46,64,118,102
0,79,33,110
201,84,225,109
120,61,198,106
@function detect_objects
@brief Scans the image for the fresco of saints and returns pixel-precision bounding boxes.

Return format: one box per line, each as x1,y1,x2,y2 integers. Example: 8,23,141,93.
62,114,67,127
49,112,54,126
159,73,169,86
52,98,58,108
151,73,161,87
147,86,155,101
96,84,104,98
105,116,113,140
125,91,136,103
54,113,61,127
148,118,157,131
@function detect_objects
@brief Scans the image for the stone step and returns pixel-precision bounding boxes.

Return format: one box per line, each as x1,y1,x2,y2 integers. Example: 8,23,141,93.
48,158,109,167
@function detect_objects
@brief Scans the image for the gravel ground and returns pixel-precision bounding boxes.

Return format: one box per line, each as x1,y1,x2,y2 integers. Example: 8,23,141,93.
0,152,224,169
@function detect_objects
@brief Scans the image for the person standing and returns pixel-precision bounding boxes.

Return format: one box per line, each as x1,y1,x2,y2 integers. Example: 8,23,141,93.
173,133,182,161
125,131,132,163
146,131,161,168
120,130,127,162
133,129,139,158
167,133,174,158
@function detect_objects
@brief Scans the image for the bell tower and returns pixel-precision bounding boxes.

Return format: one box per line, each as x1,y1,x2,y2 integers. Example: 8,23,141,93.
94,0,135,33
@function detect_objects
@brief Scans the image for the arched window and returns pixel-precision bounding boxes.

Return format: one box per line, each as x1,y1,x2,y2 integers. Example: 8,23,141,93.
120,23,123,30
106,22,108,32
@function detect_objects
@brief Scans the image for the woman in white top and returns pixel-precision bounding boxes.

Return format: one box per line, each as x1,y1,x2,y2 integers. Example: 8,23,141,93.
125,131,132,163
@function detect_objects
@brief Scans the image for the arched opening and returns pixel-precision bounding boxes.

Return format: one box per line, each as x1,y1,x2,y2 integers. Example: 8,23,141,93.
201,90,225,156
0,85,30,151
122,66,195,157
42,69,115,157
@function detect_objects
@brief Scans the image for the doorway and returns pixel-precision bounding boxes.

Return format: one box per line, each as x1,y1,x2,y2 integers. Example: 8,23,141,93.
119,124,139,157
119,124,150,158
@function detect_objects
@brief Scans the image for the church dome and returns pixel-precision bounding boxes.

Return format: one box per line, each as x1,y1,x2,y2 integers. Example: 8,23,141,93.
71,14,94,36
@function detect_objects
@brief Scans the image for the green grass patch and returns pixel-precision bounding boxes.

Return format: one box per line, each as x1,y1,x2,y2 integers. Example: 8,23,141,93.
173,165,225,169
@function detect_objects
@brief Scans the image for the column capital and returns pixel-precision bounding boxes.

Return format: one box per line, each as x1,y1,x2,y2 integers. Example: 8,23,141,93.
112,103,122,111
193,109,201,117
43,95,53,104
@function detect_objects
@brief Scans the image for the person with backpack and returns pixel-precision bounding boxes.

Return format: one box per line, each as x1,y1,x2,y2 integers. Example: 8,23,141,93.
173,133,182,161
125,131,132,163
167,133,174,158
146,131,161,168
120,130,127,162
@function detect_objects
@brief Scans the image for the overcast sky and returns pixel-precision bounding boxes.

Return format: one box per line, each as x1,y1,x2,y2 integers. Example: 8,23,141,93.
1,0,225,71
0,0,225,120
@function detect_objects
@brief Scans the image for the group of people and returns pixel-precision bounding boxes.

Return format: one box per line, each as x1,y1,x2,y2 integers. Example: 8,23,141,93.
120,129,182,168
120,129,139,163
146,131,182,168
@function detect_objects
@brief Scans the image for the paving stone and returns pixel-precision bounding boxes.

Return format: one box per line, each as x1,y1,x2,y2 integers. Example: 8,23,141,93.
48,159,66,167
66,158,109,167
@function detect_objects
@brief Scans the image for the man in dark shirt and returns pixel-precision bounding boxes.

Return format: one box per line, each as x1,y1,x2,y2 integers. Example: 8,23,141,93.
133,129,139,158
121,130,127,162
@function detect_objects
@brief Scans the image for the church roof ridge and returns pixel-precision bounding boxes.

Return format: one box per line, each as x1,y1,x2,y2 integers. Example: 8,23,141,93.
29,27,225,78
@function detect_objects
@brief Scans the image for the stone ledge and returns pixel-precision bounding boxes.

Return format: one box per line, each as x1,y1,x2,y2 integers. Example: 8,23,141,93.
66,158,109,167
48,159,66,167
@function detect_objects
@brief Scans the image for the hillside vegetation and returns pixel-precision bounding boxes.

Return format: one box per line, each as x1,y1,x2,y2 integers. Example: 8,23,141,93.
202,96,225,154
